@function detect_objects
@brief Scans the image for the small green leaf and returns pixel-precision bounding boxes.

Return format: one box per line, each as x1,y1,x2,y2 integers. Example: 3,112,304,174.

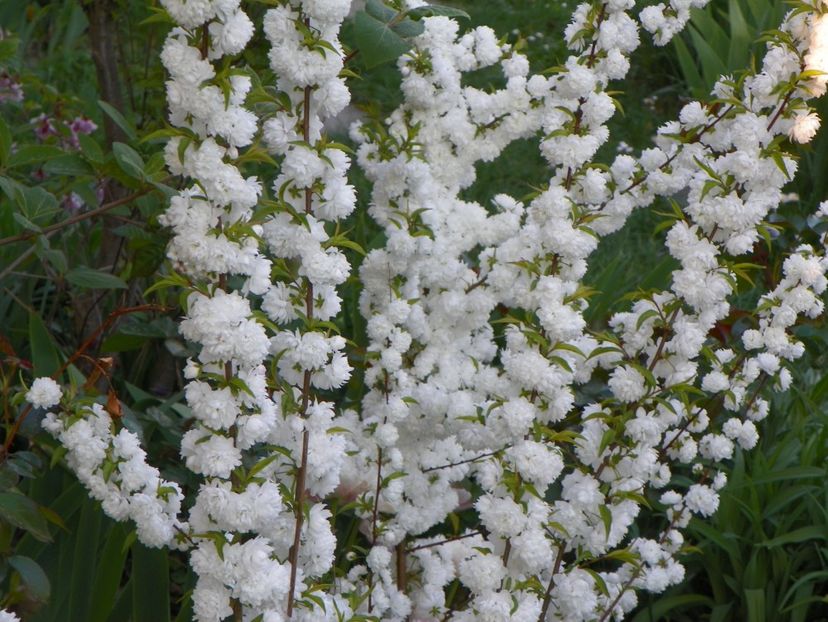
599,504,613,537
66,266,129,290
0,176,25,208
7,145,65,169
0,492,52,542
44,154,94,176
21,185,59,215
78,134,105,164
406,4,470,20
28,312,61,377
12,211,41,232
9,555,50,602
7,452,41,479
98,100,137,142
112,142,146,180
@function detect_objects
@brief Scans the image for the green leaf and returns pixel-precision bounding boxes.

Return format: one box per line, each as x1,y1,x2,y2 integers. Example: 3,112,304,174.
112,142,146,180
598,504,612,537
44,154,94,177
138,6,175,26
749,466,825,485
140,127,184,144
70,499,103,621
78,134,105,164
21,185,59,215
28,312,61,377
391,17,426,38
7,451,41,479
7,145,65,169
89,523,131,622
353,11,412,68
744,588,765,622
66,266,129,290
726,0,751,68
365,0,397,21
13,211,41,232
0,492,52,542
0,176,26,208
759,526,828,548
406,4,470,20
132,543,170,622
98,100,137,142
688,24,728,88
9,555,50,602
672,36,706,99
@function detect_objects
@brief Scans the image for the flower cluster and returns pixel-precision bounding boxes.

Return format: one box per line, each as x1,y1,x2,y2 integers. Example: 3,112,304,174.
41,401,185,548
37,0,828,620
256,0,358,616
347,1,828,620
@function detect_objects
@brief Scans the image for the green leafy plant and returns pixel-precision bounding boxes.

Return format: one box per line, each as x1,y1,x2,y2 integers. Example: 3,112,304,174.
673,0,787,99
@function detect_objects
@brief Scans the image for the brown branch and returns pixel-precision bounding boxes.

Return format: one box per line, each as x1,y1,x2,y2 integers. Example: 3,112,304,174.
767,85,796,132
647,306,680,373
286,80,316,620
395,540,407,592
537,544,566,622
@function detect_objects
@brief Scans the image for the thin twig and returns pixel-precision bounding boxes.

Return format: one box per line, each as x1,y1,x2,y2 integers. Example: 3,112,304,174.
406,530,482,553
537,544,565,622
422,447,508,473
0,182,165,248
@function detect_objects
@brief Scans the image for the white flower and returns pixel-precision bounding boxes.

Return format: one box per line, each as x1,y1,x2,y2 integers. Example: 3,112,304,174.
192,576,233,622
475,495,526,538
26,377,62,409
698,433,734,461
181,430,242,478
788,111,821,143
458,553,505,594
609,365,647,402
684,484,719,516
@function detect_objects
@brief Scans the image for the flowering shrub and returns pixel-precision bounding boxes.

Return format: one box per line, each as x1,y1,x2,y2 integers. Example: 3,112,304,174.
9,0,828,620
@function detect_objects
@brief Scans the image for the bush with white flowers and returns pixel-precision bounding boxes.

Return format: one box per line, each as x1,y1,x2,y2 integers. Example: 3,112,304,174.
29,0,828,619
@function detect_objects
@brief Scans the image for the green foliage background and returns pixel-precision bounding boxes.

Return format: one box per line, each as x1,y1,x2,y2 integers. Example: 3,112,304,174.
0,0,825,620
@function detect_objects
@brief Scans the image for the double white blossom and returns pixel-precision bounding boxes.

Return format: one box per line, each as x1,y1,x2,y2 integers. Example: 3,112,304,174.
38,0,828,620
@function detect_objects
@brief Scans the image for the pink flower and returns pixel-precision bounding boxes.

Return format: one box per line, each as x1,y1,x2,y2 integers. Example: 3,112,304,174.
0,72,23,103
69,116,97,135
31,113,57,141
